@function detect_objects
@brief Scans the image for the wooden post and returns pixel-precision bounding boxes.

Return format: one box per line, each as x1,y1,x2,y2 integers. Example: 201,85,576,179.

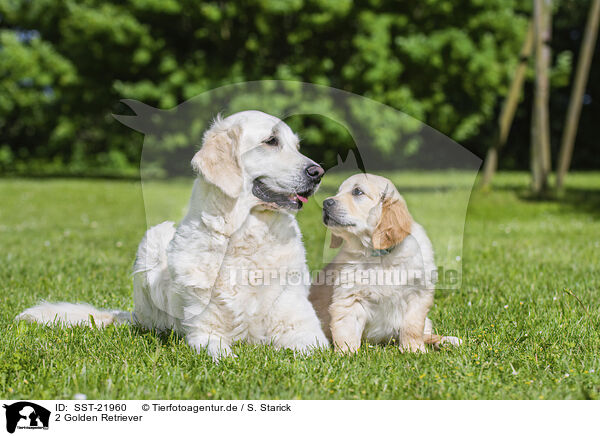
531,0,553,195
481,22,534,189
556,0,600,192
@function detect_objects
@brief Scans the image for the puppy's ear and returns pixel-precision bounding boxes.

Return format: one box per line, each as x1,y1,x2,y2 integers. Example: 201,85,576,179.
192,119,243,198
372,195,412,250
330,233,343,249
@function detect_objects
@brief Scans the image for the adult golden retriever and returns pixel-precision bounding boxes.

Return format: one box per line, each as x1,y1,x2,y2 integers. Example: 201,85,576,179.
17,111,329,361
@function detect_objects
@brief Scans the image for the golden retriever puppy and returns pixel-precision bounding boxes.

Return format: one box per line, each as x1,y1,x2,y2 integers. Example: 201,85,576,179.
309,173,461,353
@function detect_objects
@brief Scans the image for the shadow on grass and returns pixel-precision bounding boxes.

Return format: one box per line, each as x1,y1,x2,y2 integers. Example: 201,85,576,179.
484,183,600,219
520,188,600,218
0,172,141,181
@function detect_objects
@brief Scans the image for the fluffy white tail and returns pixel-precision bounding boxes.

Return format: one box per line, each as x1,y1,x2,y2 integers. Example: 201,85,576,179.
15,301,132,327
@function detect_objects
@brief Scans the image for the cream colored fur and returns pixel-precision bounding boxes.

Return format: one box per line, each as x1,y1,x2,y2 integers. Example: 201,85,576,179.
17,111,328,361
310,173,461,353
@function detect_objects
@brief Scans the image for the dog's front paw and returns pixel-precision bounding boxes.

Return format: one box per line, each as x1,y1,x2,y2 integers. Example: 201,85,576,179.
206,344,237,363
399,340,428,353
335,344,360,354
187,336,236,363
333,338,361,354
284,333,331,357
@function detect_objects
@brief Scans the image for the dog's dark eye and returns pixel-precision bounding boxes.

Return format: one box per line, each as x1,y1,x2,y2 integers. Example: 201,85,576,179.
264,136,278,146
352,187,364,196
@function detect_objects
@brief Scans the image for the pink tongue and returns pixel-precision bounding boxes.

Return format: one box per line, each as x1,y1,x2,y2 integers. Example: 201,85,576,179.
296,194,308,203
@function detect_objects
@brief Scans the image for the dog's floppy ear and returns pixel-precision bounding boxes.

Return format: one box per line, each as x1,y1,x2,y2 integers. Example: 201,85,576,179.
372,190,412,250
192,118,243,198
330,233,343,249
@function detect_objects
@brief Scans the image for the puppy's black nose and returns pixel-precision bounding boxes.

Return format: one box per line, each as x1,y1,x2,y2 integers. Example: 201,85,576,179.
305,164,324,181
323,198,335,209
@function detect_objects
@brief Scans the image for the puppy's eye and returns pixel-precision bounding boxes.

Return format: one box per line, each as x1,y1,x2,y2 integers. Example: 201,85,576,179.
264,136,278,146
352,187,364,196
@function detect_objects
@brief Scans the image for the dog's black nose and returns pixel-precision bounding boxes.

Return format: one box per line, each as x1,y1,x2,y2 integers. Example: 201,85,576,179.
323,198,335,209
305,164,324,181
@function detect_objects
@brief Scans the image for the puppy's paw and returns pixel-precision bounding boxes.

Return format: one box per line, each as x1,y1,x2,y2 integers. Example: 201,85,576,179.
440,336,462,347
399,341,428,353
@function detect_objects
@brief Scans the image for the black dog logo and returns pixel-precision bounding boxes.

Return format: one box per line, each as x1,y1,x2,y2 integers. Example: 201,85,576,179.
3,402,50,433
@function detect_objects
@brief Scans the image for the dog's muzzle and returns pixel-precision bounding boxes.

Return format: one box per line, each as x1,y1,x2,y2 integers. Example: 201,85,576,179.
322,198,354,227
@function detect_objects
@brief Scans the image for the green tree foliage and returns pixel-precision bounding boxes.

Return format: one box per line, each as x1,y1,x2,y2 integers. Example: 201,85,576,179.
505,0,599,171
0,0,592,175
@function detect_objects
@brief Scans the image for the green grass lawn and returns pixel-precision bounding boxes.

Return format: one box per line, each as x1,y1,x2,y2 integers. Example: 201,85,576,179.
1,172,599,399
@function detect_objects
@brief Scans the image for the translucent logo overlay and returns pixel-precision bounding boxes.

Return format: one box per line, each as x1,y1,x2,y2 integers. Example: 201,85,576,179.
115,80,481,321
